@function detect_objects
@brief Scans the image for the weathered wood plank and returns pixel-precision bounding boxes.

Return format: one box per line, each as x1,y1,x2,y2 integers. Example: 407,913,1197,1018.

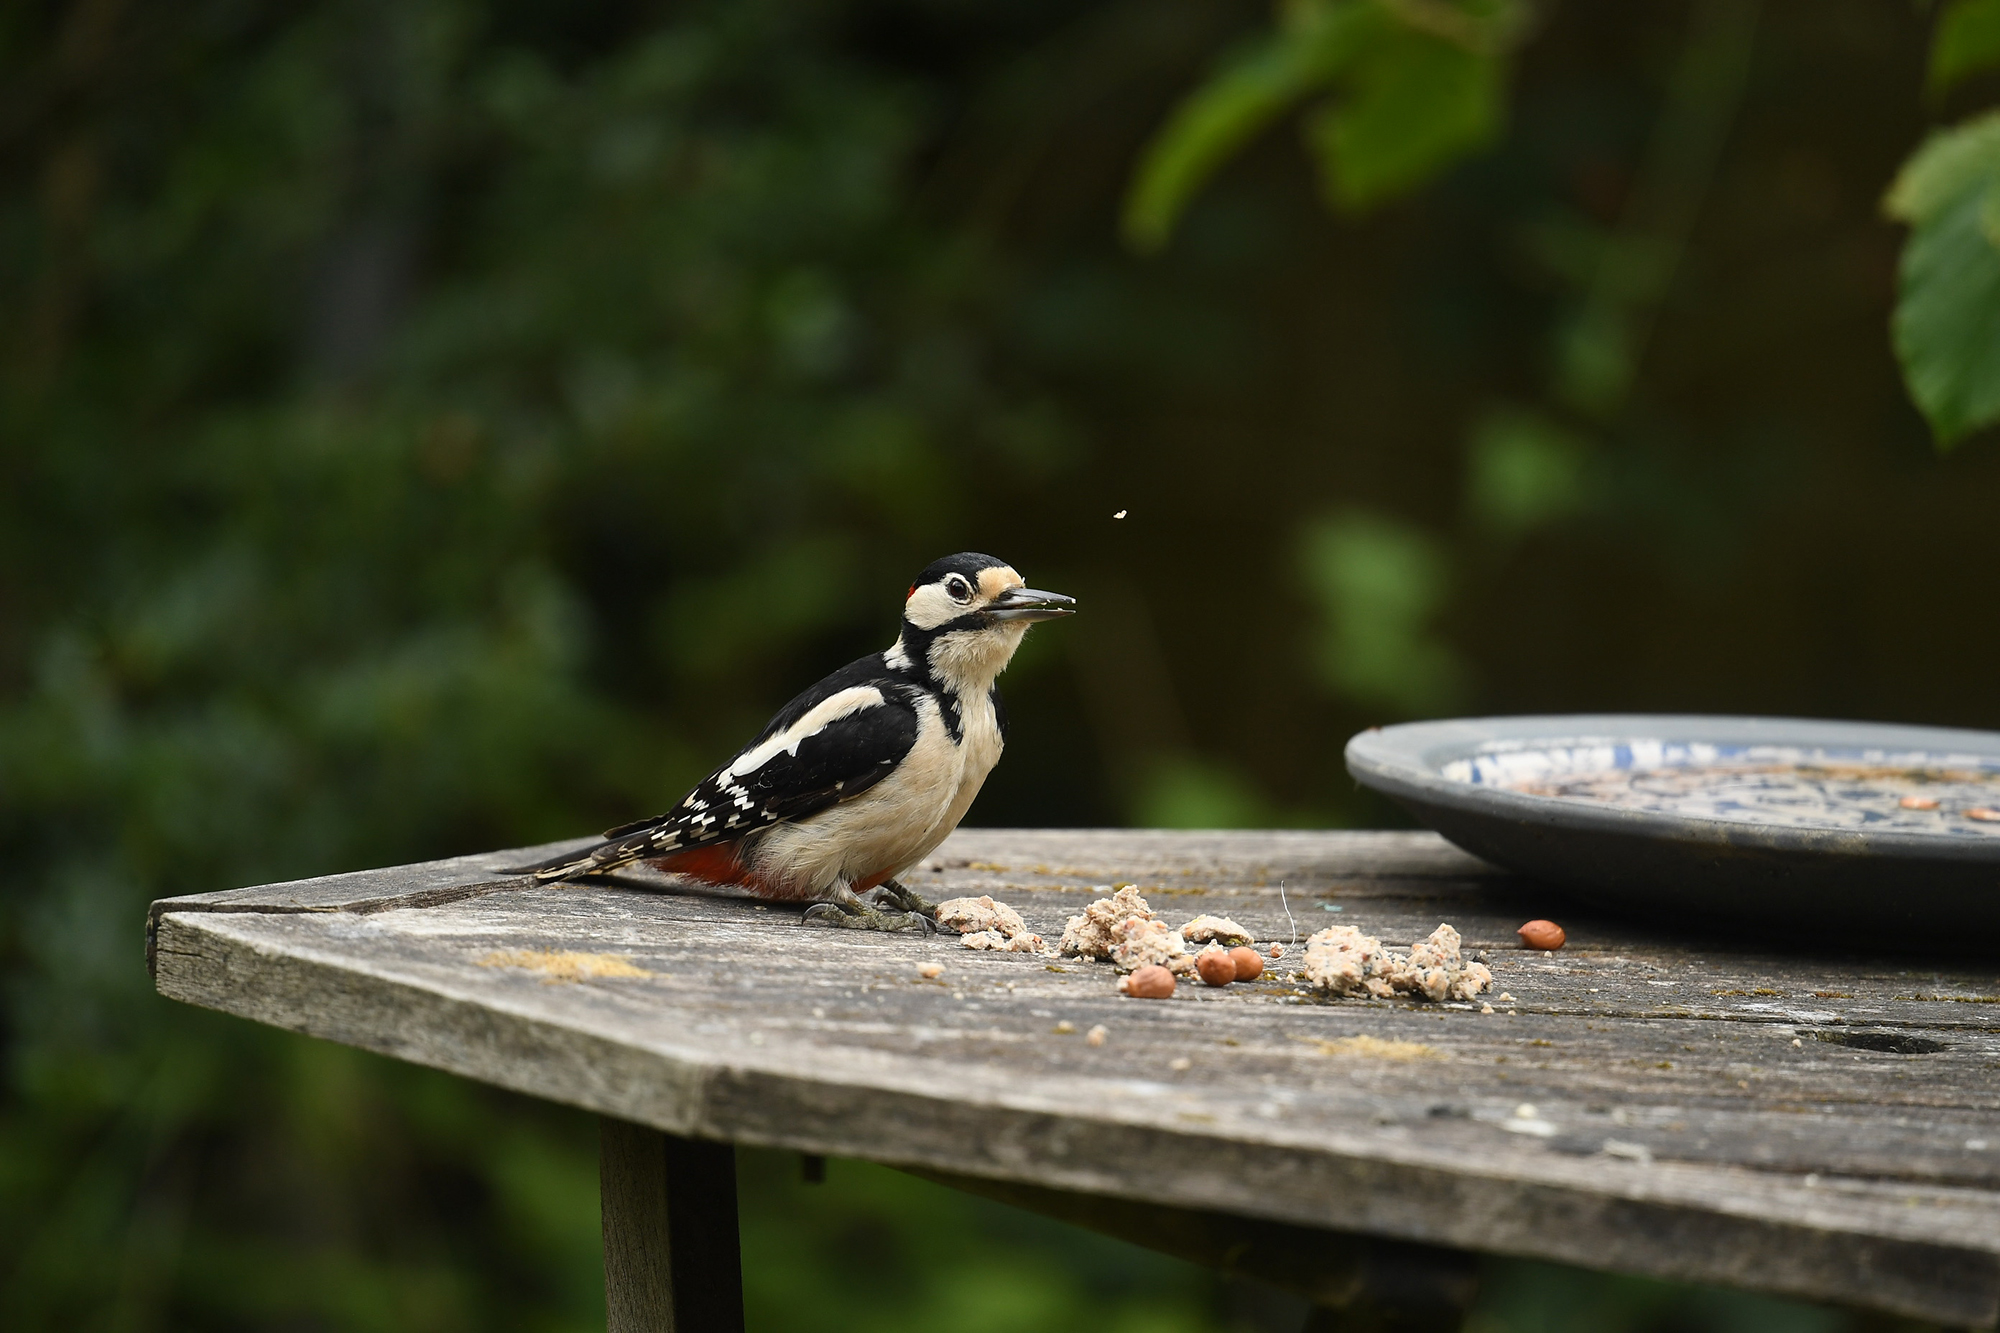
141,836,599,974
661,1132,744,1332
600,1119,744,1333
149,830,2000,1327
601,1118,676,1332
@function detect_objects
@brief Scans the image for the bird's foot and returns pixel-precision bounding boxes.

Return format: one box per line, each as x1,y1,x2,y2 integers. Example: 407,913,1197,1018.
868,878,940,920
802,888,935,934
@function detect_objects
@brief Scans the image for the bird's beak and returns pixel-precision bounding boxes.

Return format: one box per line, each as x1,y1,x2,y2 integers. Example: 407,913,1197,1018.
986,586,1077,623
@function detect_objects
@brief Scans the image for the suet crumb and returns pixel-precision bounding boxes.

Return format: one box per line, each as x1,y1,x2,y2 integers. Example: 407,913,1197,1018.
1059,886,1156,957
1110,917,1195,974
1303,923,1492,1002
1180,914,1253,946
936,895,1048,953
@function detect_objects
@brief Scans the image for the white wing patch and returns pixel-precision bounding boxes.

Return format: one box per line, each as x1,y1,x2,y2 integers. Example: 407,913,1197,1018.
727,686,887,779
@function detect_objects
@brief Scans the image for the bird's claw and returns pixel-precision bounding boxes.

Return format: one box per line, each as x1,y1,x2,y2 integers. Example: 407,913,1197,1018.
871,878,941,920
801,900,935,934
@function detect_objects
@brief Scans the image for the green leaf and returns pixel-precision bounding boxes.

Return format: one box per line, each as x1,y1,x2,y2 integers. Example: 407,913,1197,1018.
1464,406,1593,538
1301,20,1505,211
1121,11,1366,252
1883,109,2000,223
1298,511,1466,714
1892,174,2000,446
1134,755,1274,829
1930,0,2000,98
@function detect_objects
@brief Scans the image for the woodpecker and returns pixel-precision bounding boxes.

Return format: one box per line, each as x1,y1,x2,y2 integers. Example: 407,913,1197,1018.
516,553,1075,930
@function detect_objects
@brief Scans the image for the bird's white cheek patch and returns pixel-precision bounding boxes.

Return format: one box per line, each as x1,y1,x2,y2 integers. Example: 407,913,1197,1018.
904,584,960,631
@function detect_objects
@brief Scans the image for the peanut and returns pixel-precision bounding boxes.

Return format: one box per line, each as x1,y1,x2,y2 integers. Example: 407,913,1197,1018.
917,962,944,979
1517,919,1566,950
1900,795,1941,810
1227,946,1264,981
1968,808,2000,823
1124,964,1176,998
1195,948,1237,986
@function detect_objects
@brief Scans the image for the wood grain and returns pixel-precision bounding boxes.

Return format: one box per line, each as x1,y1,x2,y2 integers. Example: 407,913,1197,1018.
150,830,2000,1327
601,1118,676,1333
600,1119,745,1333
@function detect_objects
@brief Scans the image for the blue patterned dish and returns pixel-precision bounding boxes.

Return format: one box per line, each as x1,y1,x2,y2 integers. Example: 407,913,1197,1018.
1345,716,2000,940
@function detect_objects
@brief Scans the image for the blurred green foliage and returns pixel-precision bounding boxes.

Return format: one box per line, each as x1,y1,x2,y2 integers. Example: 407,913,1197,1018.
2,0,1088,1325
2,0,1995,1329
1134,0,2000,446
1123,0,1525,248
1931,0,2000,95
1884,109,2000,444
1462,408,1591,540
1298,512,1464,715
1849,0,2000,447
739,1153,1236,1333
1886,0,2000,447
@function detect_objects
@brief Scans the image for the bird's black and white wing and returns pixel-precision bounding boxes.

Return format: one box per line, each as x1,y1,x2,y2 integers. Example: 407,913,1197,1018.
524,662,918,880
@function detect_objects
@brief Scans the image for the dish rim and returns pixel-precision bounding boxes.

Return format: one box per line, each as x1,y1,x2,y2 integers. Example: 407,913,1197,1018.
1344,713,2000,862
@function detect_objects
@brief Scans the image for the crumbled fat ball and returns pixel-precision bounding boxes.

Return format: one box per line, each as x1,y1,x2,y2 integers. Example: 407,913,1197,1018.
1059,886,1157,958
1179,914,1253,946
937,895,1026,936
1302,925,1389,996
1303,923,1492,1001
960,929,1046,953
936,894,1046,953
1108,916,1190,973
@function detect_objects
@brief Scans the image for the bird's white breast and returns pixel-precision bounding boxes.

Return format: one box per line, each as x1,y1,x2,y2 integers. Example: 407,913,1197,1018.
937,688,1004,832
743,689,1002,896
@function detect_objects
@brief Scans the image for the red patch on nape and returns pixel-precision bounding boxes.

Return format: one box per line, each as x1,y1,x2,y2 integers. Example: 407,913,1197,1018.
907,585,917,600
647,841,751,887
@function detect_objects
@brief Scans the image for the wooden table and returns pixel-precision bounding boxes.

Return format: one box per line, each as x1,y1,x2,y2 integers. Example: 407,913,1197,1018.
147,830,2000,1330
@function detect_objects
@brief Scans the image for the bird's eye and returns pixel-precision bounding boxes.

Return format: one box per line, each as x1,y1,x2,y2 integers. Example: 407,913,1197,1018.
945,575,973,603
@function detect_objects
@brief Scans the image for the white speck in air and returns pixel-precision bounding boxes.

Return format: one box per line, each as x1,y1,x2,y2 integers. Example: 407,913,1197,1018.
1113,509,1127,519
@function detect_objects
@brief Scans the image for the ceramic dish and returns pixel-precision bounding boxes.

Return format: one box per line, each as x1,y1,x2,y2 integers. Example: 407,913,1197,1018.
1345,715,2000,937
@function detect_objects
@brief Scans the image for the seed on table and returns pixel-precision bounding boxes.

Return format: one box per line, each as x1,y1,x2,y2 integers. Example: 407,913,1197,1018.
1228,947,1264,981
1086,1024,1107,1046
1122,964,1176,998
918,962,944,979
1518,920,1566,950
1968,808,2000,823
1268,944,1285,958
1195,949,1237,987
1900,795,1940,810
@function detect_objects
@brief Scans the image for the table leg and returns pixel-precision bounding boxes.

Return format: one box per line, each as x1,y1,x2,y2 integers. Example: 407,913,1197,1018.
600,1117,745,1333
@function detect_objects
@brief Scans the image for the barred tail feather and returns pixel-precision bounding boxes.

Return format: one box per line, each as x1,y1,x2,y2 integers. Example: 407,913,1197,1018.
498,839,642,880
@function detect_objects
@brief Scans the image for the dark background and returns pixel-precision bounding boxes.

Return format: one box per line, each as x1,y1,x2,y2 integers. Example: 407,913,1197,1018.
3,0,1992,1328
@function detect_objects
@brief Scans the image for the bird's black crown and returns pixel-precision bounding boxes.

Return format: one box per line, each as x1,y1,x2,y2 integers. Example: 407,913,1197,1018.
911,552,1009,588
